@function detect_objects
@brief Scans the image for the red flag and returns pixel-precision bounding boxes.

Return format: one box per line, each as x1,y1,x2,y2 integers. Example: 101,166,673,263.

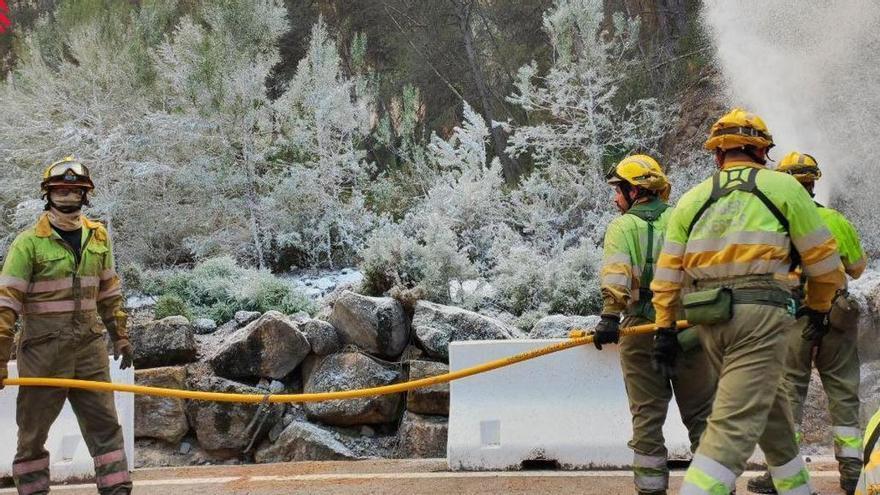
0,0,9,34
0,0,12,33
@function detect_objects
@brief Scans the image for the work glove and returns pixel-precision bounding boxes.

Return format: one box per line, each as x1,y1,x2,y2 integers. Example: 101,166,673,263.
593,314,620,350
113,338,134,370
651,327,680,379
797,307,830,342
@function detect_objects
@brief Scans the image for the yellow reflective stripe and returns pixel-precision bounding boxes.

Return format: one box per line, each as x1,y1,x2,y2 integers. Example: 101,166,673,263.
792,226,833,252
602,274,630,287
97,286,122,301
803,252,842,277
654,267,683,283
662,240,685,257
0,275,29,292
769,455,811,494
681,454,736,495
99,269,117,281
834,426,863,459
29,276,100,294
604,253,632,265
686,259,788,279
24,299,97,314
686,231,789,253
0,296,23,313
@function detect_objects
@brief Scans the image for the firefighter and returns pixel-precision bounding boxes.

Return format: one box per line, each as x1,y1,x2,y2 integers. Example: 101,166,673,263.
0,157,133,495
595,154,715,495
855,407,880,495
748,151,867,495
650,109,846,494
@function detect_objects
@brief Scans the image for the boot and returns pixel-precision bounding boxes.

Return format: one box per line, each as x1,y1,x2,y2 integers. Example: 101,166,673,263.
746,471,776,494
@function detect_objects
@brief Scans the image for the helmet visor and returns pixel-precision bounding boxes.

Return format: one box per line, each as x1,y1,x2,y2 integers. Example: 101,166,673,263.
47,161,89,179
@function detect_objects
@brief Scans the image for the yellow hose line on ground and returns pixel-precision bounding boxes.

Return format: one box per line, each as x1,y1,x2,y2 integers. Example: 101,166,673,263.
3,320,689,404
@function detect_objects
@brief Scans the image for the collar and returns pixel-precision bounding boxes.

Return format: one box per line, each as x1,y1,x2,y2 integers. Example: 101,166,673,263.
721,160,764,171
34,212,101,237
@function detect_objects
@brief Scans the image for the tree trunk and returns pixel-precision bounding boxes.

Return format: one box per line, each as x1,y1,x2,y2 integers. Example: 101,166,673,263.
454,0,522,184
240,154,267,269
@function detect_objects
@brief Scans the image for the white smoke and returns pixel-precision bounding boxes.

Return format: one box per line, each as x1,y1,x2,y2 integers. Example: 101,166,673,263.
701,1,880,238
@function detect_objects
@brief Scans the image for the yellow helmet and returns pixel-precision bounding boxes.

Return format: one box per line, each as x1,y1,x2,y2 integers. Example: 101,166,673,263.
607,154,671,201
704,108,774,151
777,151,821,182
41,156,95,192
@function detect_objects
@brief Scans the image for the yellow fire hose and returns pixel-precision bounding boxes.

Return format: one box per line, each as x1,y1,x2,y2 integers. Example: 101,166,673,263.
1,320,689,404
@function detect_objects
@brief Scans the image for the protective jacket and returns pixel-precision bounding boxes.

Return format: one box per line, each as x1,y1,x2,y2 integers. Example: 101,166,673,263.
817,205,866,278
650,162,846,328
600,197,670,319
856,408,880,495
0,213,127,365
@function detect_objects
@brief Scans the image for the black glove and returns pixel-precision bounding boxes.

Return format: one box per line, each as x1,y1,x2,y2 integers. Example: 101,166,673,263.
0,364,6,391
651,327,680,379
797,307,830,342
114,339,134,370
593,314,620,350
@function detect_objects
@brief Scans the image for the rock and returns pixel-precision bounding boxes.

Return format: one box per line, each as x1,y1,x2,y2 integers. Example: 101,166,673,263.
269,380,285,394
861,360,880,426
406,361,449,415
329,291,409,358
179,441,192,455
360,426,375,437
234,310,261,326
134,366,189,444
185,369,284,456
397,412,448,458
209,311,310,380
254,421,358,463
301,319,342,356
412,301,525,360
314,277,336,292
530,315,601,339
130,316,197,369
304,352,403,426
193,318,218,335
289,311,311,324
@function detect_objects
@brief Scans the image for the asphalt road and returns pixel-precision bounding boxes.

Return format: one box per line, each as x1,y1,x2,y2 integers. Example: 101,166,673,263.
0,459,847,494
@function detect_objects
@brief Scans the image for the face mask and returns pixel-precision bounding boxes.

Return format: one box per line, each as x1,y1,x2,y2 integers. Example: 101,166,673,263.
49,189,84,214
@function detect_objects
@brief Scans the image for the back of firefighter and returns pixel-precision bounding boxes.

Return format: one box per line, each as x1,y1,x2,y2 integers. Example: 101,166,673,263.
856,408,880,495
593,154,716,495
650,109,846,495
0,158,134,495
748,151,867,495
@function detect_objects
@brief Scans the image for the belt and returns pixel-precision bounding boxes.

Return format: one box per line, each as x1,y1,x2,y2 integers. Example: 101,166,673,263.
731,288,792,309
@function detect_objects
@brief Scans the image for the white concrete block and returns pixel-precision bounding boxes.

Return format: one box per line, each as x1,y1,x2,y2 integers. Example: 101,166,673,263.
447,339,693,470
0,359,135,482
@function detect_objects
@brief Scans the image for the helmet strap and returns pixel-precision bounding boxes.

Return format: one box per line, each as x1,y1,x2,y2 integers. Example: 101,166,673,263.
740,146,766,165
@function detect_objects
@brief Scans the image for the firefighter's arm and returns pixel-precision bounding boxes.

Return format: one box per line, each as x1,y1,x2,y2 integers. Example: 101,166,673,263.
788,192,845,312
600,219,634,315
0,236,34,384
835,214,866,279
651,208,687,328
95,231,128,342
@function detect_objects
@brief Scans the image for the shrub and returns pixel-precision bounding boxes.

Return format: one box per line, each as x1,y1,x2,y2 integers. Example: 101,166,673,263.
154,294,192,321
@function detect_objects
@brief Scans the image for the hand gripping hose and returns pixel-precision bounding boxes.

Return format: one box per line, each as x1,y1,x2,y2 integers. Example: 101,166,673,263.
2,320,689,404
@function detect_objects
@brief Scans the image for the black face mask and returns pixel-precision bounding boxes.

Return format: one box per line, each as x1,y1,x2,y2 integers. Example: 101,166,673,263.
45,189,87,213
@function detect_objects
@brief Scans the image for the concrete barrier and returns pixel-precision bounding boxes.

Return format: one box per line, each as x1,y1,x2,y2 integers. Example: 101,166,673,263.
447,339,693,470
0,359,134,482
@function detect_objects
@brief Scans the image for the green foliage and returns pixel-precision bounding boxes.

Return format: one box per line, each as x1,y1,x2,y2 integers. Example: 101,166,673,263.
154,294,193,321
144,256,315,322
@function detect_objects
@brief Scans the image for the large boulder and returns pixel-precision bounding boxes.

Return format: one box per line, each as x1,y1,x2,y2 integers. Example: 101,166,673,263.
304,352,403,426
406,361,449,416
209,311,310,380
397,412,448,458
301,319,342,356
412,301,525,360
255,421,359,463
134,366,189,444
130,316,197,369
530,315,600,339
328,291,409,358
185,368,284,456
